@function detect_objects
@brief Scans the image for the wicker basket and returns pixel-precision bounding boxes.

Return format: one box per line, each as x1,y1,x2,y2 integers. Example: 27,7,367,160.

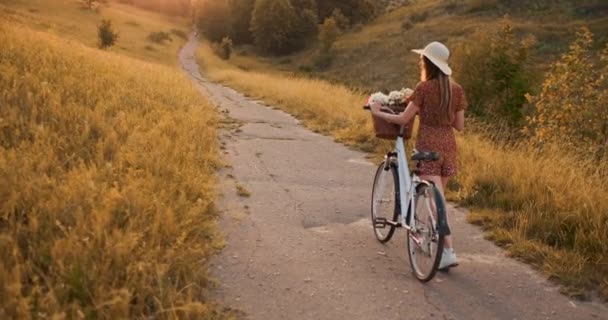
371,103,414,140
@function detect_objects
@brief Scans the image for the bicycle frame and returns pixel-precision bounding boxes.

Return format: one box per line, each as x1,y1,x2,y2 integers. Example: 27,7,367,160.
392,134,416,231
391,132,450,237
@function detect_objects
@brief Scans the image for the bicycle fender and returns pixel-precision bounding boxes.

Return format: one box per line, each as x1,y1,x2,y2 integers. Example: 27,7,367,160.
432,186,451,236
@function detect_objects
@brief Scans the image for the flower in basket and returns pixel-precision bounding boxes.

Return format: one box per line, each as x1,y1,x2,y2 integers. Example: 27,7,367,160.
387,88,414,106
368,88,413,107
368,92,389,106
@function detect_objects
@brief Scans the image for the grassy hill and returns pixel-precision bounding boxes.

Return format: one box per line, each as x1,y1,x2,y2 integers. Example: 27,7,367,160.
228,0,608,92
0,0,191,65
0,1,231,318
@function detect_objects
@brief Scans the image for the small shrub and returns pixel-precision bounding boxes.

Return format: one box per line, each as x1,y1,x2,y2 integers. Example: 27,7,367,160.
299,65,314,73
331,8,350,30
97,19,119,49
236,183,251,197
443,0,460,13
170,28,188,40
401,19,413,31
319,17,339,54
220,36,233,60
313,52,334,70
410,11,428,23
82,0,95,9
467,0,498,12
146,31,172,44
125,20,140,27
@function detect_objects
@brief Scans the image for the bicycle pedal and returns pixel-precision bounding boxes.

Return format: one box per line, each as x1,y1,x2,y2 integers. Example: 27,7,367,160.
373,217,387,228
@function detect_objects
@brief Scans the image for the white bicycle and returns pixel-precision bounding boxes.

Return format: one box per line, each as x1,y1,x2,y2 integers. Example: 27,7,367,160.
364,105,451,282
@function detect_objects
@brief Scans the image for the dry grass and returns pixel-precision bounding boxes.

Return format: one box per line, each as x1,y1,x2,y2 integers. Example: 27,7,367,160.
0,0,190,65
0,22,233,318
198,44,608,300
457,133,608,298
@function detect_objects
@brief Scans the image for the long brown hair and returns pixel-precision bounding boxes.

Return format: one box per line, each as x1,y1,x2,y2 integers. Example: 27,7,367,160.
422,56,453,125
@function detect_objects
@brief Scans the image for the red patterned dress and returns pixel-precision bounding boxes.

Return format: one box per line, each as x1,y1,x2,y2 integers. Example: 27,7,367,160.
407,79,467,177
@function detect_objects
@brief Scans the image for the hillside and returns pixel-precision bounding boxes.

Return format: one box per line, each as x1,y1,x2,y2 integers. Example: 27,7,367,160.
0,0,191,65
228,0,608,92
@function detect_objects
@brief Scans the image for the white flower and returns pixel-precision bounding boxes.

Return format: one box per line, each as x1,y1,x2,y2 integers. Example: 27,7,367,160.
369,92,389,105
368,88,413,106
386,88,413,105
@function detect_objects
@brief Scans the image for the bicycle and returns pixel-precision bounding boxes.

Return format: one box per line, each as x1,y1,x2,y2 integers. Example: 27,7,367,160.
364,104,451,282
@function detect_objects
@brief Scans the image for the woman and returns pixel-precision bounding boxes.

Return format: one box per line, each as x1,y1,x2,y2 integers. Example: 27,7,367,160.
371,41,466,270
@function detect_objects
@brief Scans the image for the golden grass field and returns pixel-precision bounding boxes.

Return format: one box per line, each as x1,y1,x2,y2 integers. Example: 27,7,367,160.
0,1,236,318
198,43,608,300
0,0,191,65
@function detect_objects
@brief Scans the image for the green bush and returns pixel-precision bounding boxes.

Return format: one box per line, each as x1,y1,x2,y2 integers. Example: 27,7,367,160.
97,19,119,49
451,19,534,127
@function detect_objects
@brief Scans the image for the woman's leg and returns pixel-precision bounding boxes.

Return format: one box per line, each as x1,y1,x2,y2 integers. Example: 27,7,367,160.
440,176,452,249
419,174,453,249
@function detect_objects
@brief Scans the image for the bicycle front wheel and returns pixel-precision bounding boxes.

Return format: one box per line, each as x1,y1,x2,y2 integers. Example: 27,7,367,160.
407,183,445,282
371,161,399,243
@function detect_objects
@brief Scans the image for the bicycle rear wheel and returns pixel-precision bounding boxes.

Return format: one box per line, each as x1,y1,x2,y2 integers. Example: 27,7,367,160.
371,161,399,243
407,184,445,282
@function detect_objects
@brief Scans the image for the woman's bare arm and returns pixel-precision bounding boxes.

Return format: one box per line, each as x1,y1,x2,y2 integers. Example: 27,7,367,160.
452,110,465,131
371,101,419,125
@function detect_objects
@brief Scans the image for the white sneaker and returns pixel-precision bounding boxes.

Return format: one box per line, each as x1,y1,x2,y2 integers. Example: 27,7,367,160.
438,248,459,270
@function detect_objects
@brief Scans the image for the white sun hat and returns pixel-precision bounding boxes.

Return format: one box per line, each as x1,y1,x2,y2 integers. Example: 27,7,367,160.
412,41,452,76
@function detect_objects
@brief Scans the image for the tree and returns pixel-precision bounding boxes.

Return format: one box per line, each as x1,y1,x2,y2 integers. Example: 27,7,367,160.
319,17,339,53
196,0,230,42
228,0,255,44
331,8,350,30
250,0,298,54
451,18,534,127
488,21,534,125
292,8,319,46
97,19,119,49
526,27,608,160
317,0,377,24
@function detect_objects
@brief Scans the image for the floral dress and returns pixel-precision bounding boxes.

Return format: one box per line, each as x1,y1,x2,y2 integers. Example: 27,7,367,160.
407,79,467,177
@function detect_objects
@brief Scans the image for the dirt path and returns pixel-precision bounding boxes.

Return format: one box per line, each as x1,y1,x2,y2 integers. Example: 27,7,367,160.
179,34,607,320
